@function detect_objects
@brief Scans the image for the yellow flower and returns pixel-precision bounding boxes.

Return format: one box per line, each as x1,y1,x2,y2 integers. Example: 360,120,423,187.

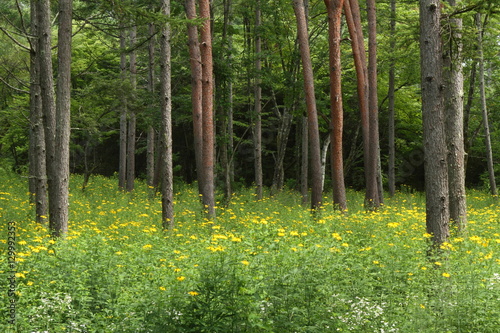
442,272,451,278
341,243,349,247
115,251,123,255
421,266,427,270
420,304,426,309
142,244,152,250
18,240,27,245
177,276,186,282
332,233,342,241
241,260,250,266
27,281,34,286
373,260,380,265
434,261,442,266
15,272,26,279
188,291,199,296
387,222,400,228
159,286,166,291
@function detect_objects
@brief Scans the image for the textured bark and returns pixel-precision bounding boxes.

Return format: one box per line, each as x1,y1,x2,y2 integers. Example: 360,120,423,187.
366,0,381,209
443,0,467,230
185,0,204,196
344,0,370,206
301,116,309,205
475,13,497,196
271,108,293,194
49,0,72,236
325,0,347,211
160,0,174,229
254,1,263,200
420,0,449,246
388,0,396,197
147,23,156,190
29,1,48,223
118,29,127,190
200,0,216,218
126,26,137,192
463,62,476,170
293,0,323,210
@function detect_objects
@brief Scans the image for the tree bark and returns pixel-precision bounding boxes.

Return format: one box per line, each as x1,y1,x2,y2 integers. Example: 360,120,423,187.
475,13,497,196
126,26,137,192
293,0,323,210
49,0,72,236
118,28,127,190
200,0,216,218
366,0,381,209
147,23,156,192
254,0,263,200
388,0,396,197
344,0,371,207
301,116,309,205
30,0,48,223
325,0,347,211
185,0,204,196
160,0,174,229
420,0,449,246
443,0,467,230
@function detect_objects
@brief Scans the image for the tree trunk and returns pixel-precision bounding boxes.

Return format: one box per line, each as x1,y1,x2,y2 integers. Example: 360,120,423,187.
463,62,476,170
147,23,156,192
160,0,174,229
254,0,263,200
420,0,449,246
271,106,293,195
388,0,396,197
118,28,127,190
293,0,323,210
30,1,48,223
185,0,204,196
126,26,137,192
475,13,497,196
344,0,371,207
366,0,381,209
200,0,216,218
301,116,309,205
48,0,72,236
443,0,467,230
325,0,347,211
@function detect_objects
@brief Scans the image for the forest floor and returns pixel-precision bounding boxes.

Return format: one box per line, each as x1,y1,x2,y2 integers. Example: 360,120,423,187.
1,171,499,332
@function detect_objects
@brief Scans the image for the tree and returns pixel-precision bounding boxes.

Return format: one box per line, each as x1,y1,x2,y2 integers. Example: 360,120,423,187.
443,0,467,229
185,0,204,197
420,0,449,246
29,0,48,223
475,12,497,197
324,0,347,211
387,0,396,197
118,27,128,190
254,0,263,200
293,0,323,210
366,0,382,209
200,0,216,218
126,26,137,192
160,0,174,229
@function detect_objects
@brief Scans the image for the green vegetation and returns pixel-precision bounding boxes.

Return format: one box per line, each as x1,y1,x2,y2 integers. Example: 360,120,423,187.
1,171,499,332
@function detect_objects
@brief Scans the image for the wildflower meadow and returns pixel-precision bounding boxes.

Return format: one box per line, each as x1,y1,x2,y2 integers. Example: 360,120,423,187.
1,170,499,332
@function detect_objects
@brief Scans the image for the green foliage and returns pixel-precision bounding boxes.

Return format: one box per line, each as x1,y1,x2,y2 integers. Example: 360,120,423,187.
1,173,499,332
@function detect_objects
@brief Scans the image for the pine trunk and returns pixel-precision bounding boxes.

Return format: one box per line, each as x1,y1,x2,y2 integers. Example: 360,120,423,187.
443,0,467,230
160,0,174,229
325,0,347,211
254,1,263,200
420,0,449,246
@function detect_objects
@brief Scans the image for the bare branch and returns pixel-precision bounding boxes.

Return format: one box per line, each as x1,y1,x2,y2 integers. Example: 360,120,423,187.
0,27,30,51
0,76,29,94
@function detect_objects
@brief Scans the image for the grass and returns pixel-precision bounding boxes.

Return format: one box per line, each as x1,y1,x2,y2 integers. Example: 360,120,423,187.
0,170,499,332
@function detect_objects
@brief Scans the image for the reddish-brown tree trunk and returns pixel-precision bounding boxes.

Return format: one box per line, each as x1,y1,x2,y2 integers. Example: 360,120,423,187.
293,0,323,210
325,0,347,211
200,0,216,218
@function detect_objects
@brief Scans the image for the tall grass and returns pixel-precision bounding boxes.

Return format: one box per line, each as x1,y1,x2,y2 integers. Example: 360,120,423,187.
0,170,499,332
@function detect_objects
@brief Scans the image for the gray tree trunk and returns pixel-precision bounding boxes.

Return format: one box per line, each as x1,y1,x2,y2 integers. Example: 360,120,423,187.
254,1,263,200
301,116,308,205
118,28,127,190
420,0,449,246
443,0,467,230
388,0,396,197
29,1,48,223
147,23,156,192
126,26,137,192
185,0,204,196
475,13,497,196
49,0,72,236
160,0,174,229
